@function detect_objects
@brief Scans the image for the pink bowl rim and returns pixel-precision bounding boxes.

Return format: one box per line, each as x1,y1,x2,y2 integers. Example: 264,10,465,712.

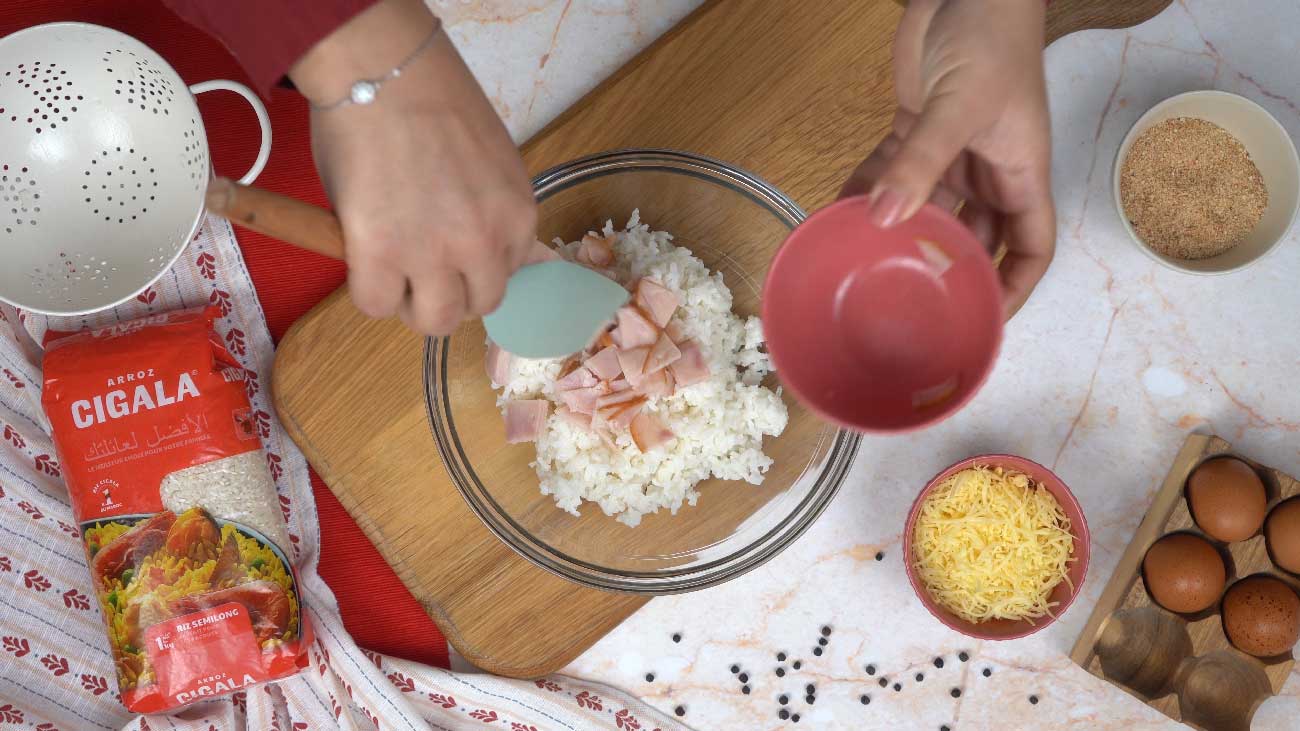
761,197,1004,434
901,454,1092,641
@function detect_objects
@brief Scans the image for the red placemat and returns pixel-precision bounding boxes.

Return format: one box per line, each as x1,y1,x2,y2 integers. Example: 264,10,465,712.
0,0,449,669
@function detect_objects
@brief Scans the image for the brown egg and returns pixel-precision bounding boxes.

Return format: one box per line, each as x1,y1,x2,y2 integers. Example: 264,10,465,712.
1187,457,1268,542
1266,498,1300,574
1222,576,1300,657
1143,533,1227,613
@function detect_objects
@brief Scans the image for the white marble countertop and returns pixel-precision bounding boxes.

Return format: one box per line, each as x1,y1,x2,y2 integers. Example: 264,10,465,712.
436,1,1300,728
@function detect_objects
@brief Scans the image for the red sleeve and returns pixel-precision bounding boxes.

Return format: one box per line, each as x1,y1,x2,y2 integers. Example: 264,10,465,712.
163,0,380,96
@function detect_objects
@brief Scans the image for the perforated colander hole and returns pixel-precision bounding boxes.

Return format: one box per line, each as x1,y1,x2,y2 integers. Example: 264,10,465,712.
81,148,154,223
0,165,40,233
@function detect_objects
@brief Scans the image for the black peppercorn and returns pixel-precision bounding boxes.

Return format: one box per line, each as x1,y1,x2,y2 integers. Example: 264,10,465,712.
860,694,870,705
779,694,789,705
875,551,884,561
818,637,828,647
645,673,655,682
893,683,902,692
674,706,685,717
1029,695,1039,705
672,633,682,643
776,667,786,677
777,652,787,662
958,651,969,662
793,661,802,670
950,688,961,698
806,684,815,695
805,695,815,705
779,709,790,720
739,673,749,683
731,664,740,674
813,647,823,657
915,673,924,682
742,685,751,695
878,678,888,688
792,714,801,723
821,626,831,637
934,657,944,668
982,667,993,678
866,664,876,675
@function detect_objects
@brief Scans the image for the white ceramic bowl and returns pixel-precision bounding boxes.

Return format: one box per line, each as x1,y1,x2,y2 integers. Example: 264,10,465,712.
1112,90,1300,274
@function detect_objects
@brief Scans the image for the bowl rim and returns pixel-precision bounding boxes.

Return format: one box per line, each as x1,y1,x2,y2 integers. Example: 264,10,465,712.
901,454,1092,640
428,148,862,594
1110,89,1300,276
761,197,1004,434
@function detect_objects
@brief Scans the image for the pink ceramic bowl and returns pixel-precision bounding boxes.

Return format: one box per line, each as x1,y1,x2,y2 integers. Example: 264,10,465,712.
902,454,1092,640
761,197,1002,433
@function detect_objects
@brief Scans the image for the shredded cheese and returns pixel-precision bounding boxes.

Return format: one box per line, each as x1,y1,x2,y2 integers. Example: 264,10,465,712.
912,465,1075,624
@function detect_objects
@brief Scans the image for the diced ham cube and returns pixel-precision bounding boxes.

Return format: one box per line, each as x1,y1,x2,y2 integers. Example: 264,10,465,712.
640,369,675,399
597,398,645,431
584,346,622,381
504,400,550,443
485,341,511,386
591,421,619,450
634,278,679,327
555,406,592,432
630,411,675,452
576,234,615,268
616,346,650,387
644,333,681,375
559,385,604,415
669,339,711,388
596,389,643,410
557,365,599,391
615,306,659,349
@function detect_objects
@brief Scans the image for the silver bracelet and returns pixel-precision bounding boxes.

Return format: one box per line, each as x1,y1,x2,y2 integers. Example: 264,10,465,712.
309,22,442,111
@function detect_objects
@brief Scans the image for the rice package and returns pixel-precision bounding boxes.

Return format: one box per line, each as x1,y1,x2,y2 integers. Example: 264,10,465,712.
41,307,309,713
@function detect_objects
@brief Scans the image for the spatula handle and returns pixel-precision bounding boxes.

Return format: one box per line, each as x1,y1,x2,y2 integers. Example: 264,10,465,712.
205,176,346,261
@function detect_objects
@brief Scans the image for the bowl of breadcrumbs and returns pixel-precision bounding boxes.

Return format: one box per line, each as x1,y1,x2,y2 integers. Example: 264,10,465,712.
1113,90,1300,274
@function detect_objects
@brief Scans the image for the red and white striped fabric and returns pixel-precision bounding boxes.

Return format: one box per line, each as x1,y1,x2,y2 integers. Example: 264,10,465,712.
0,215,688,731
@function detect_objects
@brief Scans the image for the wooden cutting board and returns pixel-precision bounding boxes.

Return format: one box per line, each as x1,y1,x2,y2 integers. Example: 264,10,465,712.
272,0,1174,679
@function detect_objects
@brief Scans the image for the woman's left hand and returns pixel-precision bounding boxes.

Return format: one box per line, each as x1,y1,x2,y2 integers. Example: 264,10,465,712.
842,0,1056,319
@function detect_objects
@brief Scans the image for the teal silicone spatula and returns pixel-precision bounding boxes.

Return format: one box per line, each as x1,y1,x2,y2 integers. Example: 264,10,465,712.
206,178,627,358
482,260,629,358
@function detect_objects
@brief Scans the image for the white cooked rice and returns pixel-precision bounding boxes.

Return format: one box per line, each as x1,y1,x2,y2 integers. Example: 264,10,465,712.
495,211,788,527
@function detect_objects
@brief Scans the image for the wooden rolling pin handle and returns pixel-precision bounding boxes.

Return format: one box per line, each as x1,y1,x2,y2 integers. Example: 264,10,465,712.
206,176,346,261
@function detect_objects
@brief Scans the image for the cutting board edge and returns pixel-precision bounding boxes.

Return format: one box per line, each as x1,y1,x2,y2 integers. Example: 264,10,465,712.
271,289,646,679
269,295,498,673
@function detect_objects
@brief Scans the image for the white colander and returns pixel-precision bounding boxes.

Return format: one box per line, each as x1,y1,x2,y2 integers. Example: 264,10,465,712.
0,22,270,316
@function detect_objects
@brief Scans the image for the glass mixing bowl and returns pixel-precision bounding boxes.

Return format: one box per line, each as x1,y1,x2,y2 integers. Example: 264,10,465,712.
426,149,860,593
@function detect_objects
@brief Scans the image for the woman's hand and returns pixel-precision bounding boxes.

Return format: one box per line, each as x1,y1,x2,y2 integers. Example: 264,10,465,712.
290,0,536,335
842,0,1055,318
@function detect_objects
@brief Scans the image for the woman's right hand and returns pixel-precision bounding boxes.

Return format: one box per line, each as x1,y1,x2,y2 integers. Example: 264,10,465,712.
291,0,537,336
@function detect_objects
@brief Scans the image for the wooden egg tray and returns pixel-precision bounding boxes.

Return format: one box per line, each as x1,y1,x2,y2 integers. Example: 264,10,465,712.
1070,434,1300,730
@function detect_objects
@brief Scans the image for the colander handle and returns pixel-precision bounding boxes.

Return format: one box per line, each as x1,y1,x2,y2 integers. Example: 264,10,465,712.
206,177,345,261
189,80,272,186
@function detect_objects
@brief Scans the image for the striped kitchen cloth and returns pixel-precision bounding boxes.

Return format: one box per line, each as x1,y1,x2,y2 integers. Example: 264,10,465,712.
0,214,689,731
